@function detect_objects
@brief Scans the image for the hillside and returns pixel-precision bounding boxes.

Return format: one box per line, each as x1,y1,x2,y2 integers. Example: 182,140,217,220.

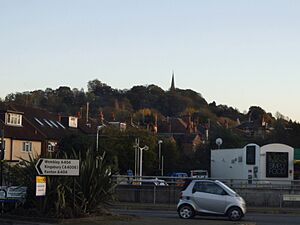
1,79,300,148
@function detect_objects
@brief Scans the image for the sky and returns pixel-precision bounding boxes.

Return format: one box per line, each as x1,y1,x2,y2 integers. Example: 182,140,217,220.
1,0,300,121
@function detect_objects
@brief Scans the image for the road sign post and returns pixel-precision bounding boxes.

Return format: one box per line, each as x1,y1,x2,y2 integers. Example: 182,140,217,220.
35,158,80,214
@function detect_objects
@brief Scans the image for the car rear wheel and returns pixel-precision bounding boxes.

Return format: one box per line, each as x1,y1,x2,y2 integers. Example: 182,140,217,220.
178,205,195,219
227,207,243,221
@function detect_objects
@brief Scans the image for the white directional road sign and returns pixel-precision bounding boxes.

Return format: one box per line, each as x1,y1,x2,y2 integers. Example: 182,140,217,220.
35,158,79,176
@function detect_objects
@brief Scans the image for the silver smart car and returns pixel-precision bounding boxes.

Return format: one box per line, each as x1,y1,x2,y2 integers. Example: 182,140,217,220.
177,180,246,221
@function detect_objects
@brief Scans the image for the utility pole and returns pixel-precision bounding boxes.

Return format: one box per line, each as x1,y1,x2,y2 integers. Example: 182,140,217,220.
134,138,139,177
158,140,163,172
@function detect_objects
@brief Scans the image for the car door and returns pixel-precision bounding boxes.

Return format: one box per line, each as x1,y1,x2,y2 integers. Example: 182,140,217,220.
191,181,227,214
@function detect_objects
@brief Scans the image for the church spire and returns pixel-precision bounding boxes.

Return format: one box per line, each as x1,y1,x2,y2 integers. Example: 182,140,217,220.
170,71,175,91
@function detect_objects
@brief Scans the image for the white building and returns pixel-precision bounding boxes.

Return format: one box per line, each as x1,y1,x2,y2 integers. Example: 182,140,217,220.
211,143,294,182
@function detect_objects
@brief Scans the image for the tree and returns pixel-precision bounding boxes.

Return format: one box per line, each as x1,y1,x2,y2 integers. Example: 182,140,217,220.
87,79,114,96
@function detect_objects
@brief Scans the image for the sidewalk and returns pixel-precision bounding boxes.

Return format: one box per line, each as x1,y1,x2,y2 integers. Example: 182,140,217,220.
110,202,300,214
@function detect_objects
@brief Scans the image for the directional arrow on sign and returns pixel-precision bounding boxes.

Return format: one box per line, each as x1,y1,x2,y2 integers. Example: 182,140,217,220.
36,159,43,175
35,158,79,176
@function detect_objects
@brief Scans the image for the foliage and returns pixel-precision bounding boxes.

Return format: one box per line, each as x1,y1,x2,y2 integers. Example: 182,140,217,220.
10,149,115,218
100,126,157,175
4,78,300,177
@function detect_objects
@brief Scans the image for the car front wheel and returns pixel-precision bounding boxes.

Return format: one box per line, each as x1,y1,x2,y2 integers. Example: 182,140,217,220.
178,205,195,219
227,207,243,221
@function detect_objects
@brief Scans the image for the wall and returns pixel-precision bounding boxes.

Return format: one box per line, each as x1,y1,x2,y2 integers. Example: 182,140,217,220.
12,140,42,161
211,144,260,180
211,143,294,182
115,185,300,207
3,138,11,161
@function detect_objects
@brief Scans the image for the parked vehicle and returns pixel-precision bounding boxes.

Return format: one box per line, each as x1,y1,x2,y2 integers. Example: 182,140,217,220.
190,170,208,178
170,172,188,177
177,180,246,221
132,178,168,186
169,172,188,186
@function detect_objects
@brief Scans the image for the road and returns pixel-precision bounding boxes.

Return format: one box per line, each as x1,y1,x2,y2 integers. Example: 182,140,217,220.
112,209,300,225
1,209,300,225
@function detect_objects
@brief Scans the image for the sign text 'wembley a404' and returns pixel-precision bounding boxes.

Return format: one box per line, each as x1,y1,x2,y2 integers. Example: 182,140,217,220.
35,158,80,176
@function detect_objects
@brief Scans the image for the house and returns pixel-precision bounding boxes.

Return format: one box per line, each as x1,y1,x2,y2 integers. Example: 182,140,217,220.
0,104,75,161
0,106,43,161
158,114,202,155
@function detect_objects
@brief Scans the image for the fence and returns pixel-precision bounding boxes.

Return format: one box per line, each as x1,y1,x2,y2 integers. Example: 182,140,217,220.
113,175,300,208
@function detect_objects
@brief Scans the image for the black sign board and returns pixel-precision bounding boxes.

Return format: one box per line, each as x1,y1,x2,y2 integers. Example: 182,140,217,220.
246,145,256,165
266,152,288,178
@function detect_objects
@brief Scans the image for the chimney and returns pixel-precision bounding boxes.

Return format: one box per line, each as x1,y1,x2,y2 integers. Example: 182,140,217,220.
76,111,81,119
99,111,104,124
186,113,192,133
111,112,115,121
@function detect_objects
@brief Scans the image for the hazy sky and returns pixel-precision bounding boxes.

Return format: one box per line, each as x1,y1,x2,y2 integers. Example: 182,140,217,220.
1,1,300,121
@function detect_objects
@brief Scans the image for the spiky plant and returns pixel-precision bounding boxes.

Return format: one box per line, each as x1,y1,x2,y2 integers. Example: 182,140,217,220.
10,149,116,217
74,149,116,214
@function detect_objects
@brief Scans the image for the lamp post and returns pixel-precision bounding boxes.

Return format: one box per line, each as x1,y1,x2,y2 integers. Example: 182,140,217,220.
133,138,139,177
158,140,163,171
96,125,106,168
96,125,106,152
161,155,164,176
139,145,149,178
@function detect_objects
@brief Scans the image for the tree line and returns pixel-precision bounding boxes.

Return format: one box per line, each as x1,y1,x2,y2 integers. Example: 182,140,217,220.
2,79,300,175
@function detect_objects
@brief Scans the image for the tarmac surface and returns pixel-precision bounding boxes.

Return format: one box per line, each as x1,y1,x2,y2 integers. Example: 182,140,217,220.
1,202,300,225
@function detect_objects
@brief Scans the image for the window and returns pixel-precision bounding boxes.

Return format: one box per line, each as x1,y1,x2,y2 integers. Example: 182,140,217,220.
193,182,225,195
6,113,22,126
43,119,53,128
22,142,32,152
56,121,66,129
47,142,56,152
246,146,256,165
34,118,44,126
49,120,59,128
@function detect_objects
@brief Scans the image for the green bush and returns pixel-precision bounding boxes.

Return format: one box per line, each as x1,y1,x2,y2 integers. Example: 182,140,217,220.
10,149,115,218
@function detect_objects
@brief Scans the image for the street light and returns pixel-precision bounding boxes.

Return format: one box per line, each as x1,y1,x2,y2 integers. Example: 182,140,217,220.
158,140,163,171
96,125,106,168
139,145,149,178
96,125,106,153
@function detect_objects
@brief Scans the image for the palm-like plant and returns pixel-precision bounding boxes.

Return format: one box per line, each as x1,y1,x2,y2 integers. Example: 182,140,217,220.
75,149,116,214
10,148,116,218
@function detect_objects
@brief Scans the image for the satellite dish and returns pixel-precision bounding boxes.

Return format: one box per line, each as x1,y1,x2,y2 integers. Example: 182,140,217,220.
216,138,223,149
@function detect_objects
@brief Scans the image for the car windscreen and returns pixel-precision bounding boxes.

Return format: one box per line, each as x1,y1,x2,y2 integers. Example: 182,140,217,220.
216,181,238,196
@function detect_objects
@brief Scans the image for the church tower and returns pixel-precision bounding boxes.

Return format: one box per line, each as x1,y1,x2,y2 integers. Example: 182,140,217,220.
170,71,175,91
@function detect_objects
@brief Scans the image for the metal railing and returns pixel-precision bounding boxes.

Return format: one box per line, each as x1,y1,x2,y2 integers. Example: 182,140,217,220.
112,175,300,189
112,175,300,207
